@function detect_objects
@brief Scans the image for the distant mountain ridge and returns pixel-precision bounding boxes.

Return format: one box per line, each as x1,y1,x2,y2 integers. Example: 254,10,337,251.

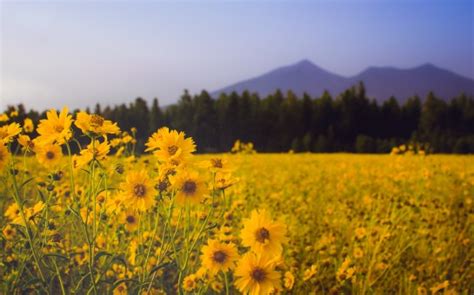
212,59,474,102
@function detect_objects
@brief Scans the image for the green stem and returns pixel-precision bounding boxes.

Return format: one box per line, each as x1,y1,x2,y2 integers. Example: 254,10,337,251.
224,271,230,295
9,164,47,285
52,259,67,295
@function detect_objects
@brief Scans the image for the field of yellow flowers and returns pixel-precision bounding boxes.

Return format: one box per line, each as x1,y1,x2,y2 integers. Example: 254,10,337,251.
0,108,473,294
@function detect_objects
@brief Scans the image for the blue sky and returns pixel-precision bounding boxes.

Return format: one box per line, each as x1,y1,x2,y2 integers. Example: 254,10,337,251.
1,0,472,111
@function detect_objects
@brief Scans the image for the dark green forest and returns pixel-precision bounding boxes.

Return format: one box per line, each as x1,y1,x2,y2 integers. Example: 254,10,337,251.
5,83,474,153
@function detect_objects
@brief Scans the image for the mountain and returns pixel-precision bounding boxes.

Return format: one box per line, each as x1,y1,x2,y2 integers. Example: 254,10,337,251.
212,60,474,102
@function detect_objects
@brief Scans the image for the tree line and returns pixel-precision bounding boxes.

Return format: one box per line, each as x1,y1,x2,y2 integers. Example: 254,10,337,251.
5,82,474,153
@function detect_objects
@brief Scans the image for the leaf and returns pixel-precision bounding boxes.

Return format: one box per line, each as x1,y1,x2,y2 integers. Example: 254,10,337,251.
43,253,69,262
112,278,139,290
148,262,171,276
20,177,35,189
94,251,113,261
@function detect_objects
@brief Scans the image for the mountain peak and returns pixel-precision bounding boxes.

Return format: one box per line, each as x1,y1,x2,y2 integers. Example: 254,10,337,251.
213,60,474,101
295,59,314,66
417,62,438,70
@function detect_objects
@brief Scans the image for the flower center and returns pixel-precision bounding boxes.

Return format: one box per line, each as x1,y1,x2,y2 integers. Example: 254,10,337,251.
90,114,104,127
251,267,266,282
133,184,146,197
126,215,136,224
213,250,227,264
168,145,179,156
157,180,168,192
211,158,223,168
54,125,64,132
182,181,197,195
117,285,125,292
255,227,270,243
91,148,99,157
46,151,55,160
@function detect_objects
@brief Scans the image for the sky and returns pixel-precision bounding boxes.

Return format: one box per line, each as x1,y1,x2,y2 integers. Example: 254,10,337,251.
1,0,473,111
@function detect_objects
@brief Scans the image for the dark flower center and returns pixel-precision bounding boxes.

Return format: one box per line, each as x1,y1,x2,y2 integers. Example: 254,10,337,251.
134,184,146,197
182,181,197,195
126,215,136,224
251,267,266,282
90,114,104,127
213,250,227,264
46,151,55,160
168,145,179,156
157,180,168,192
255,227,270,243
211,158,223,168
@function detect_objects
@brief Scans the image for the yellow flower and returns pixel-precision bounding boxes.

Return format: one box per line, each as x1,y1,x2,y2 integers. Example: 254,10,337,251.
170,170,208,205
214,172,237,190
36,143,63,168
353,247,364,259
200,157,234,172
145,127,169,151
2,224,16,240
417,287,427,295
0,122,21,143
234,252,281,295
146,127,195,165
73,139,110,169
23,118,34,133
283,271,295,290
182,274,198,292
18,135,36,152
336,258,355,282
430,280,449,294
75,112,120,135
200,239,239,275
210,280,224,293
129,239,138,265
0,144,11,170
120,171,156,211
10,201,45,226
240,209,287,256
355,227,367,240
303,264,317,281
0,113,8,122
36,107,72,144
121,209,139,232
113,282,128,295
4,203,20,221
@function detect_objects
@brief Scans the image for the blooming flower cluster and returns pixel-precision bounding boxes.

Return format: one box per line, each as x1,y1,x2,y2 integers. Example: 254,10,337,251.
0,107,290,294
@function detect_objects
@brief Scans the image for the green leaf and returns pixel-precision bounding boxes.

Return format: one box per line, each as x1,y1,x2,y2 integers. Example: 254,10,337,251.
20,177,35,189
148,262,171,276
94,251,113,261
43,253,69,262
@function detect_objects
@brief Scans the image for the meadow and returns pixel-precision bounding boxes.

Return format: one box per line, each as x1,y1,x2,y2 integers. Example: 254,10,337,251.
0,108,473,294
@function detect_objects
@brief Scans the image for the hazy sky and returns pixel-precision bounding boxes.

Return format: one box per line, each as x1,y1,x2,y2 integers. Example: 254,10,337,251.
1,0,473,111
